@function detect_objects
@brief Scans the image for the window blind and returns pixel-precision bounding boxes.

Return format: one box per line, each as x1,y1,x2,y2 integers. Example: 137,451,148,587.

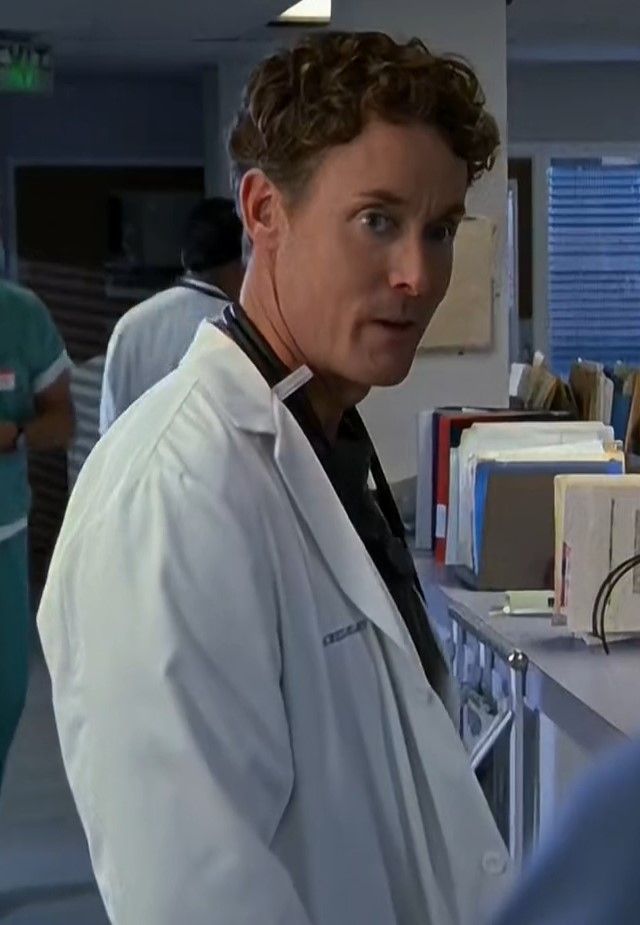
548,158,640,375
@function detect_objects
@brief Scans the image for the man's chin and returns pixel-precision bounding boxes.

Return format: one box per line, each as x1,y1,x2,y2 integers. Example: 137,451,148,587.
369,358,415,389
342,355,416,399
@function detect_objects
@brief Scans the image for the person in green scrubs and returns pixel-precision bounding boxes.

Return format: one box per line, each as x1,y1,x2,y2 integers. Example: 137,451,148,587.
0,279,74,789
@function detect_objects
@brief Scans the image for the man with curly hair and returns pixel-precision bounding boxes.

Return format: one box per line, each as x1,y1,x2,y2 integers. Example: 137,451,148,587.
38,31,508,925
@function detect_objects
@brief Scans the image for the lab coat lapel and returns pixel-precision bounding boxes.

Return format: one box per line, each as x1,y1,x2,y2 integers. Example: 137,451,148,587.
198,329,415,660
271,396,413,657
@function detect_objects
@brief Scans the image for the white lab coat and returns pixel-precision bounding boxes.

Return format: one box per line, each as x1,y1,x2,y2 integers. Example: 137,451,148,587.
99,279,228,435
38,322,510,925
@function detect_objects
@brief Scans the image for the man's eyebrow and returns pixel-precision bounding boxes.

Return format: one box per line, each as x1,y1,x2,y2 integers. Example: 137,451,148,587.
355,191,467,221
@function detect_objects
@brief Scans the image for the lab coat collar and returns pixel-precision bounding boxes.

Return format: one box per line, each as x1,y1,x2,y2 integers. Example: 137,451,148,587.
187,321,415,657
186,321,276,435
176,276,229,300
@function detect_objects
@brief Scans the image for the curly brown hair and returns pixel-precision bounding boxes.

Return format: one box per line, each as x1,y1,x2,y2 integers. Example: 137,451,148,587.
227,31,500,203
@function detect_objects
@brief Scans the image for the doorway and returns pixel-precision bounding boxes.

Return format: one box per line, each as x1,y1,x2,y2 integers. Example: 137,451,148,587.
13,163,205,585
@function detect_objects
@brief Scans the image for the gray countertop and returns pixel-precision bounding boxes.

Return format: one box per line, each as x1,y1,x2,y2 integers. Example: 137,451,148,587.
414,555,640,752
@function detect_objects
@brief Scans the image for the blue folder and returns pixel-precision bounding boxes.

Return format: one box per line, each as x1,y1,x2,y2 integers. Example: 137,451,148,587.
473,458,624,575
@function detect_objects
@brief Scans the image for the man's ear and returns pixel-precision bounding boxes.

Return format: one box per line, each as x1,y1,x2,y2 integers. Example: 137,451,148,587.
239,169,286,253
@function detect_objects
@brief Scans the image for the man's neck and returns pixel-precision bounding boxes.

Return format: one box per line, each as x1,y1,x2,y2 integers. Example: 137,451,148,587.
240,266,367,442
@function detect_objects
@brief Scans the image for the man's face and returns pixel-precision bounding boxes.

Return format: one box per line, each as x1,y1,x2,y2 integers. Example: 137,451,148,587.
271,120,469,396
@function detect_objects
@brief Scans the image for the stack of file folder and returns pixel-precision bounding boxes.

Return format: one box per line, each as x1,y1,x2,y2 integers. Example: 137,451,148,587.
455,423,623,590
415,407,573,556
415,412,627,590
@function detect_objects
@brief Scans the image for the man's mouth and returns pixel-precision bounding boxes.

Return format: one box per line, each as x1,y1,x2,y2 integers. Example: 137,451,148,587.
373,319,416,331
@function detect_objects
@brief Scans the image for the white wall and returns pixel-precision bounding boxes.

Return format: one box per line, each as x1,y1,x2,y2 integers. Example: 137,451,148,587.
333,0,510,481
509,62,640,144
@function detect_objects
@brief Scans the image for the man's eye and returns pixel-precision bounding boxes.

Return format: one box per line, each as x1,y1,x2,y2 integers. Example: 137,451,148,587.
361,211,395,236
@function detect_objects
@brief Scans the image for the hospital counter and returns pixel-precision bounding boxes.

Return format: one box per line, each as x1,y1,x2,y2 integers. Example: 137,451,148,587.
415,554,640,871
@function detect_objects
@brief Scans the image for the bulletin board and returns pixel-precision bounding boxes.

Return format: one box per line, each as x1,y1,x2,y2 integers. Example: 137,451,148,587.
418,215,497,352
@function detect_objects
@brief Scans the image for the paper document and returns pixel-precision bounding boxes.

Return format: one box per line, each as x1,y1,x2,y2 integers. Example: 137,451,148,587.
555,474,640,636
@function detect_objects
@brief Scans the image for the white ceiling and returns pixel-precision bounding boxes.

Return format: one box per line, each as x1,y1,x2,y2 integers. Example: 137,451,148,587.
2,0,640,71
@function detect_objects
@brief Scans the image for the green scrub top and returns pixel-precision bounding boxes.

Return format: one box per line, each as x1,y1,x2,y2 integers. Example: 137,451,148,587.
0,281,68,533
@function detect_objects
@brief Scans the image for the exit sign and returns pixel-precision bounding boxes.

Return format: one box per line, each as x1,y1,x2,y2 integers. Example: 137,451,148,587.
0,42,53,94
